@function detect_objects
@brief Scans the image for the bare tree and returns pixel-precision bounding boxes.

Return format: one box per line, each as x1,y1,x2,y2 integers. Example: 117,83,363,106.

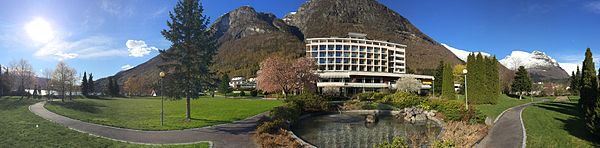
9,59,34,99
395,76,422,93
51,61,76,101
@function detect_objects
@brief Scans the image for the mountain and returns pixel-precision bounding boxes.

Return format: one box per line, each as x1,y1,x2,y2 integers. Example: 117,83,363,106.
441,43,491,61
210,6,305,78
499,51,570,82
97,0,517,92
283,0,464,73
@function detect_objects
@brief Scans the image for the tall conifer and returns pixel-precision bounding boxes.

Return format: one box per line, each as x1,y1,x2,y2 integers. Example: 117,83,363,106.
442,64,455,99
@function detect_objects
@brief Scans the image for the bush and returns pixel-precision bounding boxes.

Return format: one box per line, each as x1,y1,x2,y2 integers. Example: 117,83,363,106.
379,92,425,109
285,93,329,112
240,91,246,96
428,99,465,121
353,92,389,102
270,103,301,122
250,90,258,97
374,136,409,148
256,119,287,134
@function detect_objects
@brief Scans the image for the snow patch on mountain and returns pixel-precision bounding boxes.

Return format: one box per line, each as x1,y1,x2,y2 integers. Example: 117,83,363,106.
441,43,490,61
499,50,561,70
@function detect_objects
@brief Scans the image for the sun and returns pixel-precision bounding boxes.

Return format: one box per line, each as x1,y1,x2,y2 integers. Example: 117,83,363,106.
25,18,55,43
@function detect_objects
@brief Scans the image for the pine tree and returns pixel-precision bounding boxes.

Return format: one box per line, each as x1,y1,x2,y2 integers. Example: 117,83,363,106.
433,61,444,96
88,73,94,96
579,48,600,137
159,0,217,120
441,64,455,99
113,78,120,97
81,71,88,96
218,74,231,96
511,66,532,99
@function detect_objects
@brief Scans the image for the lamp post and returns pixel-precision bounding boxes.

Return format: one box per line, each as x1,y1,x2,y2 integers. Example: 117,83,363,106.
159,71,166,126
463,69,468,110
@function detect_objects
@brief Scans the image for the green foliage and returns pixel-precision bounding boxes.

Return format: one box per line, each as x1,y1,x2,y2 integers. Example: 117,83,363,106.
270,103,301,122
374,136,409,148
353,92,389,102
256,119,287,134
570,67,581,95
81,71,88,96
240,91,246,96
428,99,466,121
466,53,499,104
578,48,600,138
88,73,95,95
107,76,120,97
432,139,456,148
434,60,444,96
511,66,532,98
250,90,258,97
218,74,231,95
285,93,329,112
379,92,425,109
442,63,455,99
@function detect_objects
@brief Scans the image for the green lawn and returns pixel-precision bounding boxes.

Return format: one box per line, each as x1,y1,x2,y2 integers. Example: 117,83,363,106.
45,96,283,130
0,96,209,147
522,96,599,147
455,94,538,120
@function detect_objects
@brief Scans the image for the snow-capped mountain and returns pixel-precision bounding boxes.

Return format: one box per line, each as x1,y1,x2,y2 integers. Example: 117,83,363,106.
500,51,569,82
441,43,490,61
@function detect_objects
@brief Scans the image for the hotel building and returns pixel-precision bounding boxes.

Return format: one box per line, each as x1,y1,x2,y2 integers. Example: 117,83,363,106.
306,33,434,96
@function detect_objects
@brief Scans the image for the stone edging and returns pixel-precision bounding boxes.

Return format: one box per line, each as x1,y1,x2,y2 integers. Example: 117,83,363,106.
287,110,446,147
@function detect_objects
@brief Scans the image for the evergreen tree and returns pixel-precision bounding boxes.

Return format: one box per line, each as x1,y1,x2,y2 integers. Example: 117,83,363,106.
88,73,94,96
81,71,88,96
112,78,120,97
579,48,600,137
511,66,532,99
159,0,217,120
218,74,231,96
466,53,500,104
441,64,455,99
433,61,444,96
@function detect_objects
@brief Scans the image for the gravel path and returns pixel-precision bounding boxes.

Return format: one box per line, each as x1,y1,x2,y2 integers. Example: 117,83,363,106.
29,101,266,148
475,99,548,148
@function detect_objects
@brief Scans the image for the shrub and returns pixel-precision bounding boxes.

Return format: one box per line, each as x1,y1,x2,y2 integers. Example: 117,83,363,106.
285,93,329,112
374,136,409,148
240,91,246,96
428,99,466,121
379,92,425,109
270,103,301,122
254,129,302,148
250,90,258,97
256,119,287,134
440,121,488,147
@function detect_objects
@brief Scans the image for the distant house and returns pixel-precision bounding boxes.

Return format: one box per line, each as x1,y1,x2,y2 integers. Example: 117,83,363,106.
229,77,256,89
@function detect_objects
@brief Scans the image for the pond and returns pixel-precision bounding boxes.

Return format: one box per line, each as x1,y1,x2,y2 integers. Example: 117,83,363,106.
292,112,442,147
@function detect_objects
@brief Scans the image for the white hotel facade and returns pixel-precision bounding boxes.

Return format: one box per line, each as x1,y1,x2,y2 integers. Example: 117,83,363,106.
306,33,434,96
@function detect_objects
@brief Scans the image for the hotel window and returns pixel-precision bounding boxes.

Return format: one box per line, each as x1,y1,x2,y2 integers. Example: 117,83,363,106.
343,53,350,57
328,52,334,57
311,53,318,57
312,46,318,51
336,45,343,50
319,45,326,50
319,52,326,57
318,59,325,64
345,45,351,51
336,58,342,63
354,46,360,51
328,45,335,50
367,47,373,52
374,48,379,53
351,53,357,57
335,52,341,57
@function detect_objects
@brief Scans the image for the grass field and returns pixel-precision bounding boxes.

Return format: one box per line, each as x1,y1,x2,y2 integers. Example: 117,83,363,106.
0,96,209,147
45,96,283,130
522,96,599,147
455,94,539,120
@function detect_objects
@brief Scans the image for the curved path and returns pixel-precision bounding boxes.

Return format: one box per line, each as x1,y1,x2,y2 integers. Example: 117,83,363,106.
476,99,548,148
30,101,266,148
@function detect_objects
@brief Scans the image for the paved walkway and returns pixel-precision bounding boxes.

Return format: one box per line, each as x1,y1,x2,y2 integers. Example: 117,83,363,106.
476,99,548,148
29,101,266,148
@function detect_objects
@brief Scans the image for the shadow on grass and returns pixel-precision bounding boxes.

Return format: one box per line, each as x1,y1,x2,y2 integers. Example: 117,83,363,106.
0,98,34,110
48,101,105,114
533,101,600,146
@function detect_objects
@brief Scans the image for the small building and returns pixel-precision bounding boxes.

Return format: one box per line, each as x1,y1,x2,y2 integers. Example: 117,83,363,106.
229,77,256,89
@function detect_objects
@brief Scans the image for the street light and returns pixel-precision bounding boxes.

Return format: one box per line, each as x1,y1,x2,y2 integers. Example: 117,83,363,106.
159,71,166,126
463,69,468,110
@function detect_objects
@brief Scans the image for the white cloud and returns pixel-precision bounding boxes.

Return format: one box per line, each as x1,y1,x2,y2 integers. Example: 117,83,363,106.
35,36,127,60
152,7,168,17
586,1,600,14
441,43,491,61
560,63,581,75
121,64,134,71
126,40,158,57
101,0,133,17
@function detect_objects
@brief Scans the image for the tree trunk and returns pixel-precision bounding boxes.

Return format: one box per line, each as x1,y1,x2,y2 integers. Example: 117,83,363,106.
186,93,191,120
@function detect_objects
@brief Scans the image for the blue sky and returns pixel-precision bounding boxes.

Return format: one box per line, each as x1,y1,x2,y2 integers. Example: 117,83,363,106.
1,0,599,79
